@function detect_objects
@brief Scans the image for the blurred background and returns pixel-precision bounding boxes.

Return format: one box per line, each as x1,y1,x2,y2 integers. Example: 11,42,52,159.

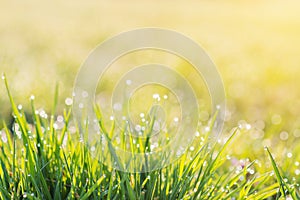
1,0,300,163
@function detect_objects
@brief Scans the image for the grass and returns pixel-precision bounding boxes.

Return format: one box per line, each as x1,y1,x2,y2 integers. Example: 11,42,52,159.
0,77,299,200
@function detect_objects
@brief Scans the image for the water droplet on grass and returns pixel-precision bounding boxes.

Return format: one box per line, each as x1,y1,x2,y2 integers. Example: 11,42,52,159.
126,79,132,85
204,126,210,132
79,103,84,109
65,98,73,106
57,115,64,122
140,113,145,118
280,131,289,141
82,91,88,98
53,123,58,130
152,93,160,101
17,104,23,110
135,124,141,132
1,132,7,143
245,124,251,130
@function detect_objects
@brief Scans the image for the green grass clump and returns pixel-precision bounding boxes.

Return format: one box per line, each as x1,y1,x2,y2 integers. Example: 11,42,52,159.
0,75,299,199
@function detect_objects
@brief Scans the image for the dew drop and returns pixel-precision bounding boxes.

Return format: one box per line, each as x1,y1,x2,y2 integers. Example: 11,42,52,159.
65,98,73,106
126,79,132,85
204,126,210,132
1,133,7,143
135,125,142,132
279,131,289,141
245,124,251,130
53,123,58,130
82,91,88,98
139,113,145,118
91,146,96,152
152,93,160,101
57,115,64,123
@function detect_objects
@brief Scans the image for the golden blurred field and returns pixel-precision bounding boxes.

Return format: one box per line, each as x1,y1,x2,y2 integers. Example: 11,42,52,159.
1,0,300,141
